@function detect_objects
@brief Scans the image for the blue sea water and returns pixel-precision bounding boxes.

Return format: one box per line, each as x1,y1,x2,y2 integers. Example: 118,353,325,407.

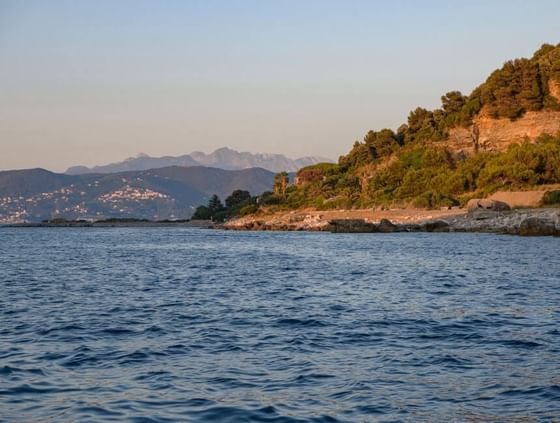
0,228,559,422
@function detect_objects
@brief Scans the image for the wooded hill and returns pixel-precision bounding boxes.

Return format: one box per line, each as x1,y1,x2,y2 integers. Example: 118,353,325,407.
268,43,560,210
0,166,275,222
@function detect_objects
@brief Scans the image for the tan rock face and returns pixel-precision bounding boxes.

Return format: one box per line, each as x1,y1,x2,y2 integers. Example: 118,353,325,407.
448,110,560,153
550,79,560,100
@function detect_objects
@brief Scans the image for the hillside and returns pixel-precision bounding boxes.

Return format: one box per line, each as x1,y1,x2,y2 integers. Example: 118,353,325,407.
262,43,560,211
66,147,332,174
0,166,274,223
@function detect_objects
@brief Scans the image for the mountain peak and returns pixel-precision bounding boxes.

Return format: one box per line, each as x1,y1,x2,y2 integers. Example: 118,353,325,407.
66,148,333,175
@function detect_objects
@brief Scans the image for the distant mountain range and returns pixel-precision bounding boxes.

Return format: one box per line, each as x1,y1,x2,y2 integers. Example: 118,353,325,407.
0,166,275,223
66,147,332,174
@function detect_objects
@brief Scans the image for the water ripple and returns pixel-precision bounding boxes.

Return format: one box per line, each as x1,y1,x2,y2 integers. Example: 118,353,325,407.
0,228,559,421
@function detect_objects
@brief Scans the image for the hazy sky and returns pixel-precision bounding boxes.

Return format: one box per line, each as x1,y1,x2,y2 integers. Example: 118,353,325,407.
1,0,560,172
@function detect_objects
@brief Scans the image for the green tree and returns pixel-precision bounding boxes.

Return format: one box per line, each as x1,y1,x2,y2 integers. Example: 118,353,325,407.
192,205,211,220
364,128,401,159
208,194,224,214
441,91,466,114
258,191,280,205
225,190,251,209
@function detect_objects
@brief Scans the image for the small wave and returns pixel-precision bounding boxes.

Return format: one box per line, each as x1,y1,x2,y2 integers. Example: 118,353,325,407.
0,365,46,377
38,324,85,336
0,383,74,396
100,327,137,336
164,344,191,355
294,373,336,385
117,349,166,366
500,385,560,400
134,370,172,381
276,318,328,327
76,405,124,417
211,344,245,353
207,376,257,389
189,405,342,423
429,354,474,367
495,339,542,348
144,325,165,334
353,404,392,416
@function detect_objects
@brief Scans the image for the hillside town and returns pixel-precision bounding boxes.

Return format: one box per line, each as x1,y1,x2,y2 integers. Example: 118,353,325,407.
0,185,176,223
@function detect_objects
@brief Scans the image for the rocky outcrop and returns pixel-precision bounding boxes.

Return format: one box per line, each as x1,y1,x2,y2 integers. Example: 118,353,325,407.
467,199,511,212
224,212,331,231
327,212,560,236
378,218,399,233
519,217,558,236
223,207,560,236
423,220,450,232
329,219,378,233
448,111,560,154
447,208,560,235
448,79,560,153
550,79,560,101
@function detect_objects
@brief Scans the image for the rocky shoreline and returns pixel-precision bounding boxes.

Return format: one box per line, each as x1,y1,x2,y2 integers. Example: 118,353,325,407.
223,207,560,237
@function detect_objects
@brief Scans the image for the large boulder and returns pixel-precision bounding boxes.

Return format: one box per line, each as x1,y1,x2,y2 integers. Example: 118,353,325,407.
423,220,450,232
519,217,558,236
377,218,399,233
467,198,511,212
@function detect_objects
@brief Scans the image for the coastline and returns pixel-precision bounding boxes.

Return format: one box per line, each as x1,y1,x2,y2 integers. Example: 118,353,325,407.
4,208,560,237
222,207,560,236
2,220,214,229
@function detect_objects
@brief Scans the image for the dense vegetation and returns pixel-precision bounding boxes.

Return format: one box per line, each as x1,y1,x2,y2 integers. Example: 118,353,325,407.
269,134,560,210
263,44,560,211
192,190,259,221
339,43,560,171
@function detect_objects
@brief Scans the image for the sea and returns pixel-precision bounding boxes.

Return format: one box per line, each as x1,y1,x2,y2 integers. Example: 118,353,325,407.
0,228,559,422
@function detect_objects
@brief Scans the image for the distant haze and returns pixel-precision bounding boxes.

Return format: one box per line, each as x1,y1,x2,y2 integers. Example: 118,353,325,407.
1,0,560,171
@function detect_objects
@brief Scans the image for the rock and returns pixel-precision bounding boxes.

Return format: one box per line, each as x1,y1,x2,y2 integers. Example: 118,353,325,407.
377,218,399,233
470,210,499,220
402,224,423,232
329,219,377,233
519,217,558,236
288,215,305,223
466,199,480,211
467,198,511,212
423,220,450,232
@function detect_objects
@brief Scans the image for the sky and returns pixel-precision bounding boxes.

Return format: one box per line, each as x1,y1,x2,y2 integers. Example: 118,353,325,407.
1,0,560,172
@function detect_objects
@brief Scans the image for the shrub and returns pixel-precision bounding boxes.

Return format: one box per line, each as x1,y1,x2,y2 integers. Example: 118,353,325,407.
239,204,258,216
542,190,560,205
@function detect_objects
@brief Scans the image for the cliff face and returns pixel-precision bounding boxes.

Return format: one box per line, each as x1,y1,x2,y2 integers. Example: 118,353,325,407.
448,110,560,153
550,79,560,99
447,81,560,153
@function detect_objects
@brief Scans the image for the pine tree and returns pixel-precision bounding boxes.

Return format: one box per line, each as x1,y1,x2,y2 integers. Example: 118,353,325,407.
207,194,223,213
